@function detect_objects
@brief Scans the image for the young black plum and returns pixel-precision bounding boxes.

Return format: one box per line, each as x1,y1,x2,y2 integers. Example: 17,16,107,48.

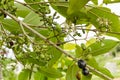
77,59,86,69
9,41,14,46
82,68,89,76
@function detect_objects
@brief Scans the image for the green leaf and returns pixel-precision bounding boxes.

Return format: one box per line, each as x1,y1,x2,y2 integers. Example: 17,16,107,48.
47,46,62,67
103,0,111,3
88,39,119,56
67,0,89,15
103,0,120,4
49,0,89,24
81,74,92,80
86,56,114,79
64,43,76,50
87,7,120,39
52,5,68,17
48,0,68,17
27,57,46,66
0,14,4,20
86,24,92,33
66,63,79,80
38,67,63,78
91,0,98,5
24,0,41,10
18,69,30,80
15,3,31,17
23,11,43,26
67,0,89,23
33,29,50,41
49,0,68,7
1,19,22,34
86,38,96,47
34,71,47,80
75,45,83,58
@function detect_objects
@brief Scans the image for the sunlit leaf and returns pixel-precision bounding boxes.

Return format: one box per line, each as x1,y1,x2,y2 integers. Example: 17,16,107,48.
88,39,119,56
64,43,76,50
18,69,30,80
86,24,92,33
75,45,83,58
23,11,43,26
15,3,31,17
86,38,96,47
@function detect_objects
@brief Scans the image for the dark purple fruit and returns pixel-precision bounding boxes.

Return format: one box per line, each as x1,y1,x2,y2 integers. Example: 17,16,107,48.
9,41,14,46
82,68,89,76
78,59,86,69
4,14,7,18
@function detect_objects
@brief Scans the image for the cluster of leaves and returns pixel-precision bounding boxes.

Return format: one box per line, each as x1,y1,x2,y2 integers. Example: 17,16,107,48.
0,0,16,18
0,0,120,80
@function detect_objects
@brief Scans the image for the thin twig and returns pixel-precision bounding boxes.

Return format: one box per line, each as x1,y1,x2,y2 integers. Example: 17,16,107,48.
0,23,8,37
0,9,113,80
104,1,120,4
76,28,120,35
29,64,34,80
27,24,48,28
15,0,43,16
19,22,34,43
15,0,68,5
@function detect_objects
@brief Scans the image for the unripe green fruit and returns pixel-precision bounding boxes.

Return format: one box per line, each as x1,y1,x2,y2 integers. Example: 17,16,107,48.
81,43,86,50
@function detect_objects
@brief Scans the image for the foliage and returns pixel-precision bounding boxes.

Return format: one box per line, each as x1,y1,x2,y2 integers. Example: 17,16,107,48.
0,0,120,80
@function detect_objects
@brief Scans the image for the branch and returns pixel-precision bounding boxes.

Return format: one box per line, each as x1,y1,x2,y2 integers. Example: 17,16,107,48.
0,9,113,80
86,65,113,80
19,22,34,43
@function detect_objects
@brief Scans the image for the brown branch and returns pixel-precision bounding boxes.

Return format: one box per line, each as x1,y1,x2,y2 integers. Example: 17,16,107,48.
0,9,113,80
